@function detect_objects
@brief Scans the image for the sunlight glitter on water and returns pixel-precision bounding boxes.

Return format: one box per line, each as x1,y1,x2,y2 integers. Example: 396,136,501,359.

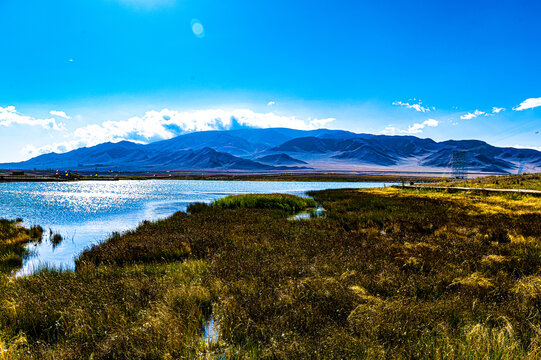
0,180,392,275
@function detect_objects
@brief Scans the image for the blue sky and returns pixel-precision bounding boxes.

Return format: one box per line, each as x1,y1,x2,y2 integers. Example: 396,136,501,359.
0,0,540,162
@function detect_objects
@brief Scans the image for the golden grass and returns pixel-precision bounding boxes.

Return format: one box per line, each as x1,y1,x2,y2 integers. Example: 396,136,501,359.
512,276,541,301
433,173,541,191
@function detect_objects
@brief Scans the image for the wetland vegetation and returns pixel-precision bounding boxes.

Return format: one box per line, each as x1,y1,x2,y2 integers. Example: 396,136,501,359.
0,220,42,275
0,181,540,359
211,193,317,213
434,173,541,191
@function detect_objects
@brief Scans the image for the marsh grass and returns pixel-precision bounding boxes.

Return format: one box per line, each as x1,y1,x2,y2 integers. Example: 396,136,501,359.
0,261,213,359
1,182,541,358
0,220,41,275
211,193,317,213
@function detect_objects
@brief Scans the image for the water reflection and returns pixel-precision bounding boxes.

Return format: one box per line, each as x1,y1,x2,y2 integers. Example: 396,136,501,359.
203,315,219,344
0,180,391,274
289,207,326,220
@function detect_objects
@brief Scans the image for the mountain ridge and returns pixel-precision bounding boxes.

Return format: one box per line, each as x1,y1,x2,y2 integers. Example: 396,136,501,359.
3,128,541,174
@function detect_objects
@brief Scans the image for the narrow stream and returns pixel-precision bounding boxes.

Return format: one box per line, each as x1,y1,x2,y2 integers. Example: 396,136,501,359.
203,315,219,344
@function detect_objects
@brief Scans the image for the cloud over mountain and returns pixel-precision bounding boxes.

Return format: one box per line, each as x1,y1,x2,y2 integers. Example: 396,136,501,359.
22,109,336,157
381,119,439,135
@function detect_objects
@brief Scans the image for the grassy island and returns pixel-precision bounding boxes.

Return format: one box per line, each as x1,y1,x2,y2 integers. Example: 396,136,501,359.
1,185,540,359
211,193,317,213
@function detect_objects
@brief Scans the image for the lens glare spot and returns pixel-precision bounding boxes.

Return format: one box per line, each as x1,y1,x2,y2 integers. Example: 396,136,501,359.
191,20,205,38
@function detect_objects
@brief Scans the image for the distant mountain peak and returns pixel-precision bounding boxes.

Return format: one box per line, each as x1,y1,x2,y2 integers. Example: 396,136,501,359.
2,128,540,174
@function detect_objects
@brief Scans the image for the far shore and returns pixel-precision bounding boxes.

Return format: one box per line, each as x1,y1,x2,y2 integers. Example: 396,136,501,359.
0,170,484,183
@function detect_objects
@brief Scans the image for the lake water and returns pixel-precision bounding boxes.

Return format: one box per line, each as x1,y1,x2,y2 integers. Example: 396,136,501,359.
0,180,391,274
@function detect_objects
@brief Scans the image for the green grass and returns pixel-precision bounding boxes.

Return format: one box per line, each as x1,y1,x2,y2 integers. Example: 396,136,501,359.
1,177,541,359
211,193,317,213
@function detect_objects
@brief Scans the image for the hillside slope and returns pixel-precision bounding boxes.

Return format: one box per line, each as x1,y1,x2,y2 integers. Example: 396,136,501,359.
2,128,540,174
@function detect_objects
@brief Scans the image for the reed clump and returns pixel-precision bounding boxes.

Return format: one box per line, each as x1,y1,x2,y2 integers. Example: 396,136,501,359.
0,220,41,275
28,226,43,242
50,233,63,246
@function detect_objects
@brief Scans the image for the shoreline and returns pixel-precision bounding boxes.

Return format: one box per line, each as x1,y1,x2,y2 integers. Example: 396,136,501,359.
0,172,448,183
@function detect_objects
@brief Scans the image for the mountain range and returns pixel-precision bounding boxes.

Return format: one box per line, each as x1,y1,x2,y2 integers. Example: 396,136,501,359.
3,128,541,174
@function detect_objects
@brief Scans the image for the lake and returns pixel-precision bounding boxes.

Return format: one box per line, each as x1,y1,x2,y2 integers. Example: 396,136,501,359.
0,180,391,274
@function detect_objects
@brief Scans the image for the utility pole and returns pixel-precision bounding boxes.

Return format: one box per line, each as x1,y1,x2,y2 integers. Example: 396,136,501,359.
451,150,468,179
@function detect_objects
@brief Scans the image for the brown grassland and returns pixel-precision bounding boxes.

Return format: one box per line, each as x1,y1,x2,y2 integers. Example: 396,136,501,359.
0,180,540,359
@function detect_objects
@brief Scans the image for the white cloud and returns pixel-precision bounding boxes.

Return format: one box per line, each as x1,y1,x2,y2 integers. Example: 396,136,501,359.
267,101,275,106
23,108,336,157
460,109,485,120
23,142,84,158
423,118,439,127
509,144,541,152
380,125,401,135
306,117,335,128
49,110,71,119
381,119,439,135
392,101,431,112
513,97,541,111
0,106,65,131
407,119,439,133
492,107,505,113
